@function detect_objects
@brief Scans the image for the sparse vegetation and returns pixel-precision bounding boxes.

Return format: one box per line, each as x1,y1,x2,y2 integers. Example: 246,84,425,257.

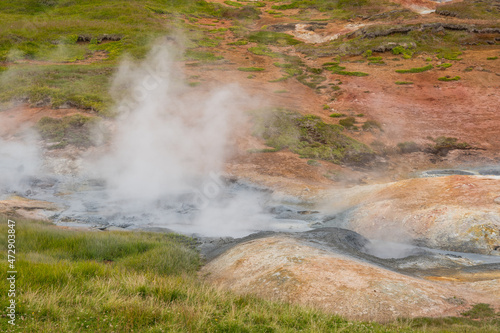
462,303,498,319
185,50,224,62
339,116,357,129
395,81,414,85
367,56,385,64
248,148,279,153
296,73,327,89
248,31,301,46
486,56,498,60
362,120,381,131
251,110,375,166
438,76,461,81
36,114,100,149
237,67,265,72
437,63,453,69
248,45,281,58
427,136,471,155
307,159,321,166
227,40,249,46
224,0,243,8
392,45,413,59
330,113,346,118
396,64,433,74
324,63,369,77
437,50,462,61
397,141,420,154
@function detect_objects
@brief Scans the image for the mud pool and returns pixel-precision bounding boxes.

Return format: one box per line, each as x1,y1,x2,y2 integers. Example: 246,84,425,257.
3,168,500,282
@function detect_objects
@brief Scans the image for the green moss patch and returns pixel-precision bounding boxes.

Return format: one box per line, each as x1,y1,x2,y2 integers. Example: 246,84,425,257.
438,76,461,81
251,109,375,166
396,64,433,74
238,67,265,72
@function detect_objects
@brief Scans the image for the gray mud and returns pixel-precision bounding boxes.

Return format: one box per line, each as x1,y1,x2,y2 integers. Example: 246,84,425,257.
7,170,500,281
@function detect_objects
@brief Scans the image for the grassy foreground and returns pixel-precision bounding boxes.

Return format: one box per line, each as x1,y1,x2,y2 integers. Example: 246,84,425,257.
1,217,499,332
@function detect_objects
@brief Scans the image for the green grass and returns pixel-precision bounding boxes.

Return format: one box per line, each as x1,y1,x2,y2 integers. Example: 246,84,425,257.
185,50,224,62
248,31,301,46
324,63,369,76
367,56,385,64
247,148,280,153
248,45,282,58
0,0,242,62
392,45,414,59
330,113,346,118
296,73,327,89
396,64,433,74
437,63,453,69
2,217,500,332
227,39,248,45
0,64,114,114
462,303,497,319
337,70,369,77
224,0,243,8
0,0,261,112
395,81,414,85
0,217,392,332
437,50,462,61
237,66,265,72
307,159,321,166
487,56,498,60
438,76,461,81
251,109,375,166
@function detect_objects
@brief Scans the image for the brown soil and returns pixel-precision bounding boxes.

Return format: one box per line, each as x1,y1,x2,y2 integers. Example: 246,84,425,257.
175,1,500,189
0,105,96,138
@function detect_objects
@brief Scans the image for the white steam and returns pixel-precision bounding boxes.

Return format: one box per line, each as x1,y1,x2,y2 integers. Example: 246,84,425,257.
84,40,276,236
94,43,246,201
0,135,41,195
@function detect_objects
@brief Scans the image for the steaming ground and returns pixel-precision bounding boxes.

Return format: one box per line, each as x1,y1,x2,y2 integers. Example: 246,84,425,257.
1,42,500,302
0,42,316,238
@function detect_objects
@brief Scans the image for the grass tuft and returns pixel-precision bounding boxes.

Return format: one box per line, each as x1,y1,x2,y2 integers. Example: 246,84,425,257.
396,64,433,74
248,31,301,46
395,81,413,85
438,76,461,81
237,67,265,72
